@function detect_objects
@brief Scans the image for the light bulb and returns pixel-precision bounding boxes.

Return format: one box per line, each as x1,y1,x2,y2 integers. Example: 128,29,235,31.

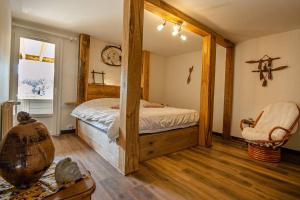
173,24,180,31
180,34,187,41
172,30,179,36
157,24,164,31
172,24,181,36
156,19,166,31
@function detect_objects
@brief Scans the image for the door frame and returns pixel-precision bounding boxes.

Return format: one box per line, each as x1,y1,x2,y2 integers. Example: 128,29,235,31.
10,25,63,136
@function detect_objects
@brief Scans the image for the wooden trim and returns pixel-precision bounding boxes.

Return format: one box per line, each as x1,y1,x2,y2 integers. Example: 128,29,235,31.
60,129,76,134
77,34,90,105
222,47,234,139
199,35,216,147
144,0,234,48
119,0,144,175
141,50,150,100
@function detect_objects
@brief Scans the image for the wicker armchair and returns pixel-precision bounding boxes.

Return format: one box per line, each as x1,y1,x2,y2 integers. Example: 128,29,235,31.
240,102,300,162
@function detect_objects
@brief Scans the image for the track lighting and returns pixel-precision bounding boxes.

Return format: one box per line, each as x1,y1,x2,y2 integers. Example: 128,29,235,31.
157,19,166,31
156,19,187,41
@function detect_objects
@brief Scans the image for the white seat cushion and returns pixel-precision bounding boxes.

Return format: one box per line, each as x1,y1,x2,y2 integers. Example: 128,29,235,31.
242,127,286,141
242,102,299,142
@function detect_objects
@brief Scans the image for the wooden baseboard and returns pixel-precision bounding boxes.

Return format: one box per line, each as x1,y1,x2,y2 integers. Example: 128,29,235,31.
281,148,300,165
60,129,76,134
212,132,300,165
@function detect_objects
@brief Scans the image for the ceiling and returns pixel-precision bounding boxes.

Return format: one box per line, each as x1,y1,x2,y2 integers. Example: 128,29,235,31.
164,0,300,42
10,0,300,55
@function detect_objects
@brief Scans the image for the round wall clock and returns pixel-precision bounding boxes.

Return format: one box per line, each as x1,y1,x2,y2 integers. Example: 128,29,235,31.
101,45,122,67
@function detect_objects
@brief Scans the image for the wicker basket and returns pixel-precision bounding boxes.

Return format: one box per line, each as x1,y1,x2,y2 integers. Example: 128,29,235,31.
248,143,281,163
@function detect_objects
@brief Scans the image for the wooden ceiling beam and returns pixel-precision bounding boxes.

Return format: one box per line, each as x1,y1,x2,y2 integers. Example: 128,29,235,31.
144,0,234,48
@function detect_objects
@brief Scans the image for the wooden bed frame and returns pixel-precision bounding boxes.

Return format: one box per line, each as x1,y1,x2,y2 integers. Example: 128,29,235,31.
76,0,235,175
77,119,198,170
76,82,199,171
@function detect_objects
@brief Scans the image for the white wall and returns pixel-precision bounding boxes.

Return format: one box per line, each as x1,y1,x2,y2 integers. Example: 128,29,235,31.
0,0,11,138
232,29,300,150
89,37,121,85
60,39,78,130
0,0,11,103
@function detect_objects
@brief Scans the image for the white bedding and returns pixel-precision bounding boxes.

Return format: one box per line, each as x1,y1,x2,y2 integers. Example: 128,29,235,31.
71,98,199,140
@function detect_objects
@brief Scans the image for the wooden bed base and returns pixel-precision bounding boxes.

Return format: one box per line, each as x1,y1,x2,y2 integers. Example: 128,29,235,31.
77,120,198,170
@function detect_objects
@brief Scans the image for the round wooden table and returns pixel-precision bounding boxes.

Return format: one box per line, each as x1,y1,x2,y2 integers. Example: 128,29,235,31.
45,172,95,200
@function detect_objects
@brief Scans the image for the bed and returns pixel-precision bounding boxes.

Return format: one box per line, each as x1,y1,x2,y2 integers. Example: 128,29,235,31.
72,96,199,170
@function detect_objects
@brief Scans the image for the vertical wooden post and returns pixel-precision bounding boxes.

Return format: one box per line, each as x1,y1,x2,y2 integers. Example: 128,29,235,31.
119,0,144,175
199,34,216,147
77,34,90,105
1,101,14,140
223,47,234,139
141,50,150,100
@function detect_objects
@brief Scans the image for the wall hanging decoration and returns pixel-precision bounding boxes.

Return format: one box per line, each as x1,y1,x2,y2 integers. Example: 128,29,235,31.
91,70,105,84
246,55,288,87
101,45,122,66
187,66,194,84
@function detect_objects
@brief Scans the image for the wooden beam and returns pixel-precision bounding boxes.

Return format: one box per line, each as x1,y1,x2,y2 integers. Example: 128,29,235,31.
144,0,234,48
199,35,216,147
119,0,144,175
223,47,235,139
141,50,150,100
77,34,90,104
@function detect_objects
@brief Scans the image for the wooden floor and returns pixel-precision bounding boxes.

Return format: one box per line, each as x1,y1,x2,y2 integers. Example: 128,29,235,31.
53,134,300,200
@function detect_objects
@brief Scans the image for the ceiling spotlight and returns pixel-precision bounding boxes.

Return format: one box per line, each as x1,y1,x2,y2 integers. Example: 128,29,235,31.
172,24,183,36
172,24,180,36
157,19,166,31
180,34,187,41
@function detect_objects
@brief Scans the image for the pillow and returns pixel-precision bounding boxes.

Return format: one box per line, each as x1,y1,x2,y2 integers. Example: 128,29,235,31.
143,103,165,108
111,105,120,109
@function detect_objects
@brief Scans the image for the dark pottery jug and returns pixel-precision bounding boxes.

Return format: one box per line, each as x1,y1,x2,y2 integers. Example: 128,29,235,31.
0,112,55,188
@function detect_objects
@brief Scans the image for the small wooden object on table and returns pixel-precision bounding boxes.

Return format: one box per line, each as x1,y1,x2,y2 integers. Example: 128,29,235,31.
46,160,95,200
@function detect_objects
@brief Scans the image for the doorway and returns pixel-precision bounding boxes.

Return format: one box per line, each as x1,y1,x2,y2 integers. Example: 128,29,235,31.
10,27,62,135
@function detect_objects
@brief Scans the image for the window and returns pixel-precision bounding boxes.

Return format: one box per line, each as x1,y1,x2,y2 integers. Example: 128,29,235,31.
17,37,55,115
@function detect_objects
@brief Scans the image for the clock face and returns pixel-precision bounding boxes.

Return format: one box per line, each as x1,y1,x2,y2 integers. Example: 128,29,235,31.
101,46,122,66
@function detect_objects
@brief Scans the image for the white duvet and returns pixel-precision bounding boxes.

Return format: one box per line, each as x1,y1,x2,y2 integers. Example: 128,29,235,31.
71,98,199,140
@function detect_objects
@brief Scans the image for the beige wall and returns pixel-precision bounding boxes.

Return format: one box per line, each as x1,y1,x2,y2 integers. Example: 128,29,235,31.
213,46,226,133
89,37,121,85
149,53,166,103
232,29,300,150
0,0,11,103
164,51,201,110
161,46,226,133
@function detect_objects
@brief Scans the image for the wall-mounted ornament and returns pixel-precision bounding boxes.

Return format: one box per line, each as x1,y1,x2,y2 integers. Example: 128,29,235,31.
187,66,194,84
91,70,105,84
101,45,122,66
246,55,288,87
